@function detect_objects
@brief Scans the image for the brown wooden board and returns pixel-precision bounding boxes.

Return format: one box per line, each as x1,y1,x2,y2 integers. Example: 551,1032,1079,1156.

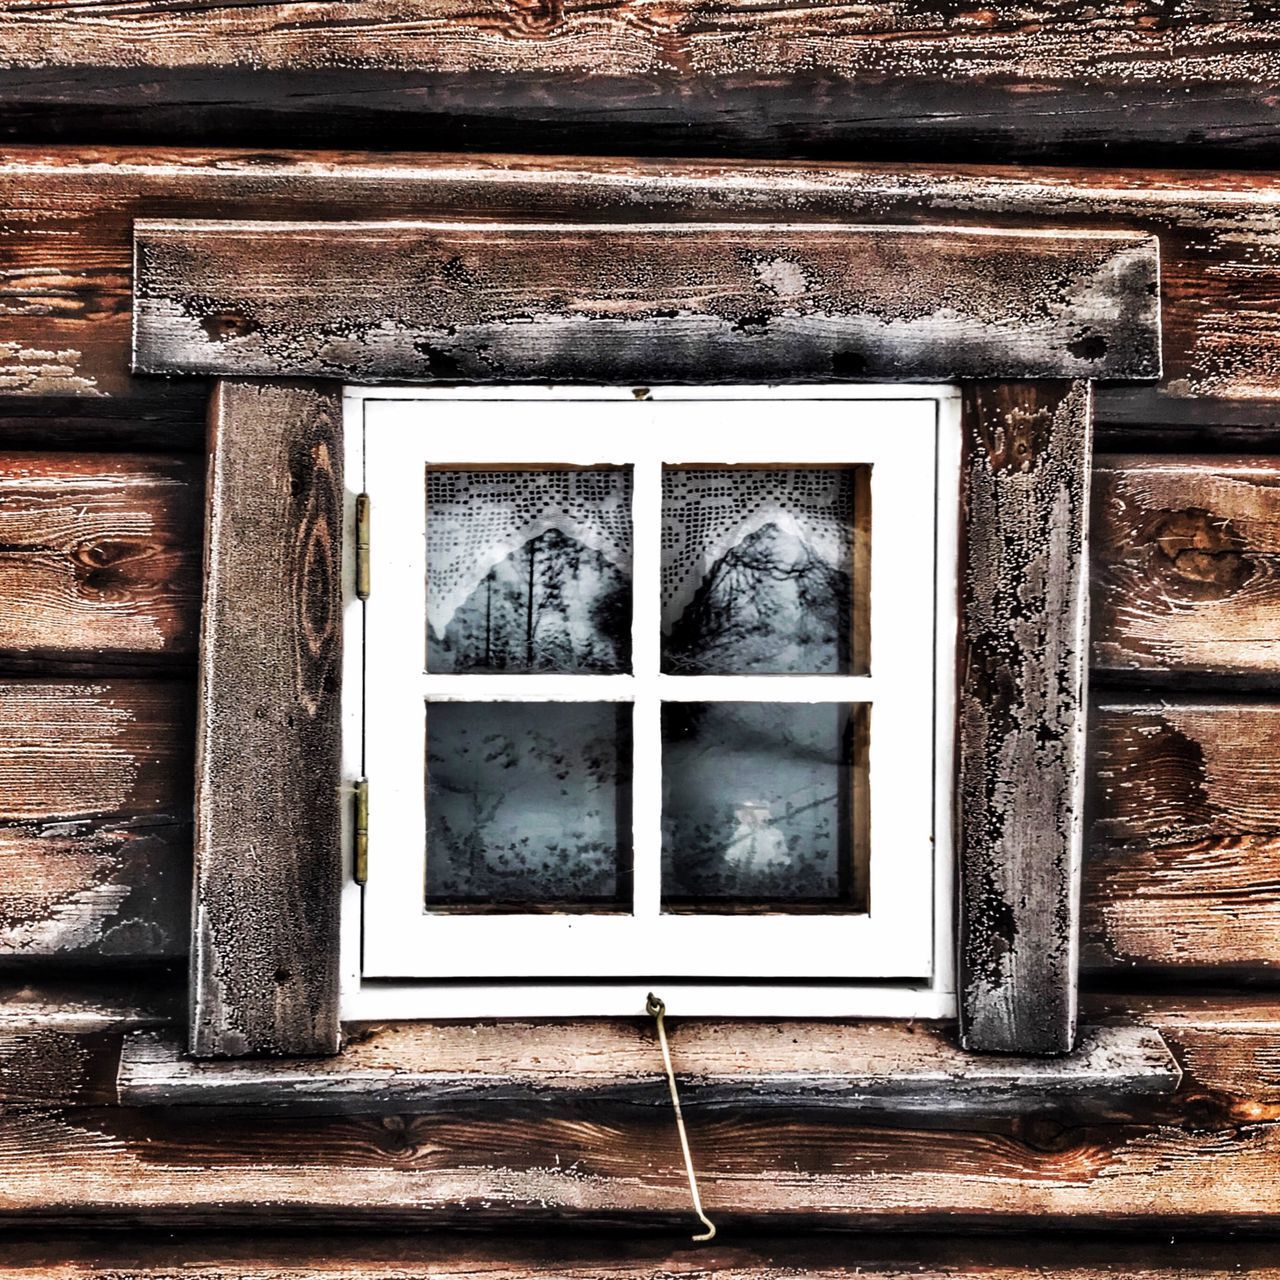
1084,699,1280,975
0,151,1277,440
5,1091,1280,1227
1091,456,1280,684
0,679,192,963
0,453,201,673
0,3,1279,169
192,381,343,1058
957,382,1092,1055
131,221,1161,384
116,1022,1178,1116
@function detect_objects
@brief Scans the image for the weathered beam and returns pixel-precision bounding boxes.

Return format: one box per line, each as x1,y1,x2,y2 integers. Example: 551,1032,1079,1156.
6,1096,1280,1227
131,220,1161,383
0,985,1264,1123
117,1022,1178,1116
4,1232,1280,1277
0,679,192,962
192,380,343,1058
957,382,1092,1055
0,150,1274,424
0,2,1279,168
1091,456,1280,683
0,453,201,672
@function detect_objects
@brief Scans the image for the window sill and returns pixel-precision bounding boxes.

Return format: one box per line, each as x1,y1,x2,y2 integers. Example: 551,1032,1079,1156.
117,1020,1180,1115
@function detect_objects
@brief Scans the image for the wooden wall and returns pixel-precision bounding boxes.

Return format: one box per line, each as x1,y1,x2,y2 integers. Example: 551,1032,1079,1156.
1,9,1280,1267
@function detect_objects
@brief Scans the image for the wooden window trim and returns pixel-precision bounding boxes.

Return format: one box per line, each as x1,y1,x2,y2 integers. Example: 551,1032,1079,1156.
130,214,1162,1062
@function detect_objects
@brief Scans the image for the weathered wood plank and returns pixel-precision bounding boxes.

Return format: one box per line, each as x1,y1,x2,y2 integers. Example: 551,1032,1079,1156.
1,2,1279,168
1084,699,1280,974
117,1022,1178,1116
131,221,1161,383
193,381,343,1058
1092,456,1280,683
6,1096,1280,1228
0,985,1261,1123
957,382,1092,1055
0,453,201,671
0,150,1275,424
3,1231,1280,1276
0,679,192,962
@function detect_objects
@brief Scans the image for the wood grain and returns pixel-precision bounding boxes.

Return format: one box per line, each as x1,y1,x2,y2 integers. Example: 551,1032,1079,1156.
0,453,201,672
1084,700,1280,974
1091,456,1280,683
0,150,1276,432
0,1,1278,167
117,1022,1178,1116
957,382,1092,1055
192,381,343,1058
131,220,1161,383
0,679,192,962
7,1098,1280,1228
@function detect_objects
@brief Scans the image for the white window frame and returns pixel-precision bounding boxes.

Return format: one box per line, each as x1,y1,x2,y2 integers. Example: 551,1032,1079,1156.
340,385,961,1019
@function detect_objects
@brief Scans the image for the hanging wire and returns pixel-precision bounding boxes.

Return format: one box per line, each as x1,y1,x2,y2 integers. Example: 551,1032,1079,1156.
646,992,717,1243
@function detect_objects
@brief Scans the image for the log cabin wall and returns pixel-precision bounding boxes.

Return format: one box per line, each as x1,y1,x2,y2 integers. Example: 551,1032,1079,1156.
3,7,1280,1277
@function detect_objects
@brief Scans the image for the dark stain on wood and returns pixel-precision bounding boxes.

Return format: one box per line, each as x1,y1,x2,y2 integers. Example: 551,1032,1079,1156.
191,381,343,1058
957,382,1092,1055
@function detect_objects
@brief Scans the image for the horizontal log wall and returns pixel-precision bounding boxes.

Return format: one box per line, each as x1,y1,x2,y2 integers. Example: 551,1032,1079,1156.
0,151,1279,1236
0,981,1271,1228
0,2,1278,167
1,453,1278,974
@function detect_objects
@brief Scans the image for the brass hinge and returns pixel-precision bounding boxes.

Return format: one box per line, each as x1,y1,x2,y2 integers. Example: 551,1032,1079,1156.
353,777,369,885
355,492,371,600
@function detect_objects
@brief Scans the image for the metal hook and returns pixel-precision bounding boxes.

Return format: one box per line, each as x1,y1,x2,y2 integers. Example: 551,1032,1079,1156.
646,992,717,1243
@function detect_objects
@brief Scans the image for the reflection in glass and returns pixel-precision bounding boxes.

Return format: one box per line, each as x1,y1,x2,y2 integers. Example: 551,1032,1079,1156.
661,467,858,675
425,701,632,909
661,702,864,908
427,468,632,674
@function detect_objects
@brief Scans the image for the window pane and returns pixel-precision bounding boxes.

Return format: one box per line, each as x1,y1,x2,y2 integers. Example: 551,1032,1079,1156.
424,701,632,911
426,467,633,673
661,466,865,675
661,701,867,910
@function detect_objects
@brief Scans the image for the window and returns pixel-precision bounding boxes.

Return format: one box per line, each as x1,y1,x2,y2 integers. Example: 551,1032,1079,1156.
341,387,960,1018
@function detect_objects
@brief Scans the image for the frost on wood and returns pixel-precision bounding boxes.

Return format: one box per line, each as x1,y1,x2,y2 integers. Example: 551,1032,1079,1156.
957,381,1092,1056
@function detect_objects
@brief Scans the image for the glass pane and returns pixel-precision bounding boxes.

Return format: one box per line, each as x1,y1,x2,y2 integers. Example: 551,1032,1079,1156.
661,466,864,675
425,701,632,911
426,467,633,673
661,701,867,910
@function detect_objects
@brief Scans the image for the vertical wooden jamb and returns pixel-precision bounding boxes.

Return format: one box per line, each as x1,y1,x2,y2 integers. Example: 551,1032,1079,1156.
956,381,1093,1055
191,379,344,1057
